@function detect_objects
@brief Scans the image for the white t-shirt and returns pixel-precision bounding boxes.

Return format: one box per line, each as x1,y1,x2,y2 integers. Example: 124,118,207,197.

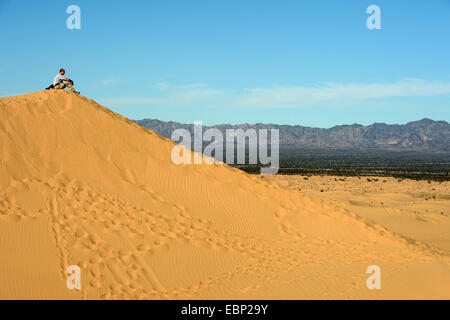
53,73,66,86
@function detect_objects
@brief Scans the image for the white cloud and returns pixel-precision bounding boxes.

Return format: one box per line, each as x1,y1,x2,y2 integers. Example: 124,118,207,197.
99,79,450,109
235,79,450,108
154,82,208,91
101,78,119,86
154,82,170,91
101,82,223,106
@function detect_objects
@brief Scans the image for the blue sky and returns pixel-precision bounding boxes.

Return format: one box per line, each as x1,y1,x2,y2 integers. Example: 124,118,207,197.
0,0,449,127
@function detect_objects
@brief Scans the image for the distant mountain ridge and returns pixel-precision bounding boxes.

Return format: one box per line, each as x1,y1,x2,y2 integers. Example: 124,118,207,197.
135,118,450,152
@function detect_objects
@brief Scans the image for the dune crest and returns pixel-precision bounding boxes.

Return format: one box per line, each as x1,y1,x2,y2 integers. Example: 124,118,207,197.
0,91,448,299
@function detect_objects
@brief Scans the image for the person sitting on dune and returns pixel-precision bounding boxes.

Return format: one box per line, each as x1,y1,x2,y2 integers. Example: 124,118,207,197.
52,68,79,93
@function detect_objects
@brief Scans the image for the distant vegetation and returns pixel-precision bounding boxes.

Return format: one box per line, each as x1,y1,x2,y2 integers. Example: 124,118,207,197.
234,148,450,182
135,118,450,181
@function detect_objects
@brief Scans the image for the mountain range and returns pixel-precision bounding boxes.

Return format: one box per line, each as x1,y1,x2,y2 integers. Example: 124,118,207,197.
135,118,450,152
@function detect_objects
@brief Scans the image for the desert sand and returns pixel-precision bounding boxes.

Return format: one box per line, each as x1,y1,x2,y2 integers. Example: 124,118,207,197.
0,90,449,300
267,175,450,254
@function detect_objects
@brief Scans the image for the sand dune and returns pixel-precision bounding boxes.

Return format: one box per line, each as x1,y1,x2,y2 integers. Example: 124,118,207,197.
268,175,450,253
0,91,449,299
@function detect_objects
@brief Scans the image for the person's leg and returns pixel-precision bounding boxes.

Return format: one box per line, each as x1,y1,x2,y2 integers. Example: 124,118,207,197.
53,83,66,90
65,82,76,92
